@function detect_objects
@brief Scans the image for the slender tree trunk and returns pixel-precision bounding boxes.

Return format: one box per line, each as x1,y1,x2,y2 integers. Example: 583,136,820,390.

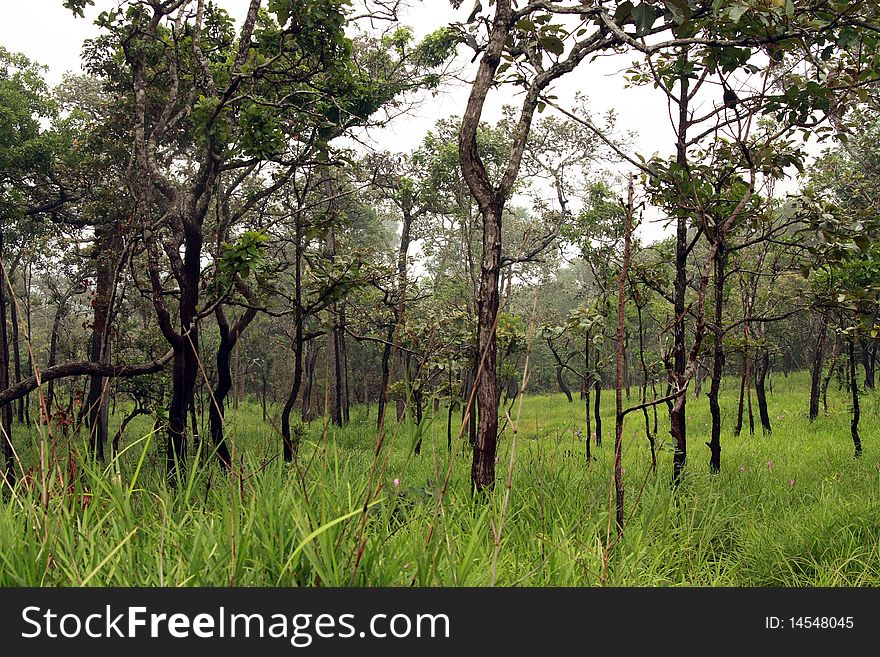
707,247,725,472
636,303,655,473
822,334,842,414
281,223,305,460
809,312,828,421
670,52,690,485
849,337,863,458
377,326,393,431
755,343,772,435
557,364,573,402
0,233,13,484
584,330,592,458
337,304,350,424
209,299,257,468
613,176,633,532
85,225,120,461
45,299,67,414
23,259,32,425
301,339,319,422
471,203,502,492
593,348,602,448
9,283,24,425
746,349,754,436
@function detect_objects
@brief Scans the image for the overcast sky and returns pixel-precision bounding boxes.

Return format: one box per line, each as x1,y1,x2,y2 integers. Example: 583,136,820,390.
1,0,773,245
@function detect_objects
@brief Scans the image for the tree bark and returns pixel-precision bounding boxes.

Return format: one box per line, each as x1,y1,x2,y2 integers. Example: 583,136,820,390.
636,302,655,473
613,176,634,532
809,312,828,421
281,219,305,461
707,246,725,473
822,333,842,414
670,51,691,485
85,223,121,461
556,363,573,402
209,295,257,468
593,350,603,448
848,336,863,458
755,343,772,435
472,203,502,492
0,233,13,484
9,281,24,425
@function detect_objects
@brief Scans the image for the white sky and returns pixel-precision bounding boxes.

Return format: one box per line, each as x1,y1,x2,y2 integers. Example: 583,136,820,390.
2,0,804,246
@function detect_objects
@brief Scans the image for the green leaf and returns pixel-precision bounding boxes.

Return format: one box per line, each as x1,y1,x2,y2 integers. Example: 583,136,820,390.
632,3,657,33
539,35,565,56
728,5,749,23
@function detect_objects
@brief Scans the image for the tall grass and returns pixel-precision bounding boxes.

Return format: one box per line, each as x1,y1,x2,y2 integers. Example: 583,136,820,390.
1,371,878,586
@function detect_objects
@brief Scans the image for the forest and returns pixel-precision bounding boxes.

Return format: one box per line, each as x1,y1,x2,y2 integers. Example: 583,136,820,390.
1,0,879,587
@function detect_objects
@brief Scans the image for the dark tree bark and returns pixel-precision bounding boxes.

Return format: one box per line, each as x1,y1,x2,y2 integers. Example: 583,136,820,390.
45,292,72,414
734,354,746,437
332,303,350,426
848,337,863,458
377,325,394,431
281,217,305,461
613,176,634,532
556,363,573,402
209,291,257,468
822,334,842,414
0,351,172,407
636,302,656,473
584,330,592,458
809,312,829,421
9,282,24,425
707,247,726,473
593,348,603,448
669,53,691,485
471,202,502,492
0,233,13,484
301,339,319,422
85,223,121,461
754,342,772,435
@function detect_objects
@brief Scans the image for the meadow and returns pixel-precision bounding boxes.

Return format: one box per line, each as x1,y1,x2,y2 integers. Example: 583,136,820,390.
1,370,878,586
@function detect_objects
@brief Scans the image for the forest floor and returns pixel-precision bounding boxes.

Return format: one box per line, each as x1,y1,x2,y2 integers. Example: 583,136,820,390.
1,371,879,586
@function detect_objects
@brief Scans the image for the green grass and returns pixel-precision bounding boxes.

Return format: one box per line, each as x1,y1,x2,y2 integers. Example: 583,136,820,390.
1,370,879,586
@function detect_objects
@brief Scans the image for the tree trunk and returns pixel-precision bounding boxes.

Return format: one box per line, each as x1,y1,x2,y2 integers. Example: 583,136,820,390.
332,305,346,427
45,298,67,415
9,282,24,425
209,299,257,468
734,351,746,436
613,176,633,532
809,312,828,421
85,224,120,461
377,325,394,431
166,223,203,481
301,339,319,423
822,334,842,414
593,348,602,448
636,303,655,473
707,247,725,473
755,344,772,435
584,329,591,457
281,223,305,460
848,337,863,458
670,53,690,485
556,363,573,402
471,203,502,492
0,233,13,484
